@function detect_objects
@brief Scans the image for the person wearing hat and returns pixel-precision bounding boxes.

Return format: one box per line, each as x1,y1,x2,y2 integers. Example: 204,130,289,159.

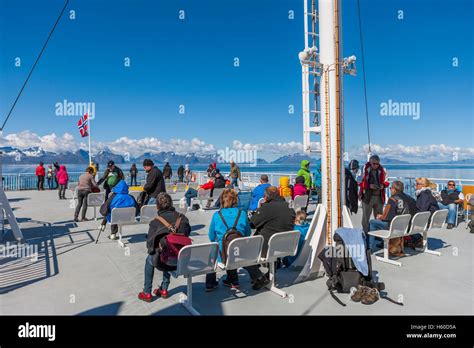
97,160,125,199
143,159,166,205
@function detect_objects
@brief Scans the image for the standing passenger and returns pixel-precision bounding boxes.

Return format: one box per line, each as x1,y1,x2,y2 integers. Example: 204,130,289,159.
74,167,98,222
36,162,45,191
359,155,389,234
56,165,69,199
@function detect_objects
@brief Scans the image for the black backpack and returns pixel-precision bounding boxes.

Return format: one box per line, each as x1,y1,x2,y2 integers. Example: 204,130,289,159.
318,233,380,306
218,210,243,264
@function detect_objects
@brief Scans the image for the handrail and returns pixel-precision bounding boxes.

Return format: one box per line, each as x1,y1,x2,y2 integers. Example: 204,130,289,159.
1,170,473,192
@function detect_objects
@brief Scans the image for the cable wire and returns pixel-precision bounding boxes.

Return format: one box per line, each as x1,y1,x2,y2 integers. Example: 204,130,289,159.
1,0,69,131
356,0,372,153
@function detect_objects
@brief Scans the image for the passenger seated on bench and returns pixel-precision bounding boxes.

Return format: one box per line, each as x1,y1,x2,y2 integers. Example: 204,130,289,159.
138,193,191,302
438,180,464,229
249,175,271,212
367,180,417,254
184,178,214,208
205,189,251,291
212,170,227,208
283,210,310,267
247,186,295,290
412,177,439,248
99,180,139,240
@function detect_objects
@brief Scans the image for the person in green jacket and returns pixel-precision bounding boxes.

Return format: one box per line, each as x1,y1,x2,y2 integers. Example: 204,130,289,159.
297,160,313,192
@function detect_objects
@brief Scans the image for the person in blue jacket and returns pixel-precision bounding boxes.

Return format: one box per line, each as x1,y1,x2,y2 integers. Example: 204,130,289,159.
283,211,310,267
249,174,271,212
205,188,251,291
313,158,322,203
100,179,139,240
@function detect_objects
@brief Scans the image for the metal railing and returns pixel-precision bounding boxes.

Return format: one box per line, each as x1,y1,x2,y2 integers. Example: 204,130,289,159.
1,170,473,195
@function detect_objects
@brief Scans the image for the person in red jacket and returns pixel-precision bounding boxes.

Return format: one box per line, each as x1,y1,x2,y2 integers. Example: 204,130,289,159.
56,165,69,200
359,155,389,234
35,162,45,191
184,178,215,208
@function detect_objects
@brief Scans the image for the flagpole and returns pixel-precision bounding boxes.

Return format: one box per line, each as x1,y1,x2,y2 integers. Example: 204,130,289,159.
87,108,92,164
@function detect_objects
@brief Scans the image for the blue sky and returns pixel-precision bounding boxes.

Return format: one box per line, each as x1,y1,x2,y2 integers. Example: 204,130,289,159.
0,0,472,161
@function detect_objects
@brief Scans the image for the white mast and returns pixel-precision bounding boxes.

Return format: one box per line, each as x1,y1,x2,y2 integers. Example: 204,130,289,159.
300,0,353,245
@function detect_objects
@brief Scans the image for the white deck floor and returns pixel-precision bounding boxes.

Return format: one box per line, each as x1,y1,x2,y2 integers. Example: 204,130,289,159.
0,189,472,315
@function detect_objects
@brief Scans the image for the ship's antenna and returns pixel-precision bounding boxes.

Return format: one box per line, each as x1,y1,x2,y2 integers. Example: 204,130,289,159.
0,0,70,132
356,0,372,153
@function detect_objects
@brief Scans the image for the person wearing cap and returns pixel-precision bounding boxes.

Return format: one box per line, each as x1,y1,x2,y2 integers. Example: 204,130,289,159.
143,159,166,205
97,160,125,198
249,174,271,211
359,155,389,234
345,159,360,214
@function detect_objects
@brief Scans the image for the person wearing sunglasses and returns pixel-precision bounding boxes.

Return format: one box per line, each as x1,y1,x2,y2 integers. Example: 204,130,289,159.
439,181,464,229
359,155,390,239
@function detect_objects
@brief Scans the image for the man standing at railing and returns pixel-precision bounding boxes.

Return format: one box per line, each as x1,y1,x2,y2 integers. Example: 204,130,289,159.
35,161,45,191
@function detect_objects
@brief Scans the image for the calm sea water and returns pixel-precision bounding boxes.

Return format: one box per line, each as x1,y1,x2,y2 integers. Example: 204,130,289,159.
2,163,474,181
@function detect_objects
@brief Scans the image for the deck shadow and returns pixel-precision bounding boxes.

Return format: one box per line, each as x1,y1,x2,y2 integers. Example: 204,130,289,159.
191,224,206,233
0,223,95,294
8,198,30,203
76,302,124,315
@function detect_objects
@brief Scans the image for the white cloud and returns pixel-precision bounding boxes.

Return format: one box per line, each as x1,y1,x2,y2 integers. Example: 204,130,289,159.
0,131,472,163
0,131,82,153
95,137,217,157
231,140,309,154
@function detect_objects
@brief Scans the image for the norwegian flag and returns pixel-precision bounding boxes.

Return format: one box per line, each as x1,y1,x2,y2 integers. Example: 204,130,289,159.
78,113,89,138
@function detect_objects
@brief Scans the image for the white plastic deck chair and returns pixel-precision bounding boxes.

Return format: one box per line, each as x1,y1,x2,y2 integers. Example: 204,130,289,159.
128,190,142,202
175,198,188,215
176,183,187,193
203,188,225,210
191,188,211,210
172,242,219,316
140,204,157,223
420,210,448,256
165,182,175,193
222,235,264,270
68,182,79,206
110,207,137,248
368,214,411,267
293,195,309,212
405,211,437,256
86,192,105,220
261,230,300,297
